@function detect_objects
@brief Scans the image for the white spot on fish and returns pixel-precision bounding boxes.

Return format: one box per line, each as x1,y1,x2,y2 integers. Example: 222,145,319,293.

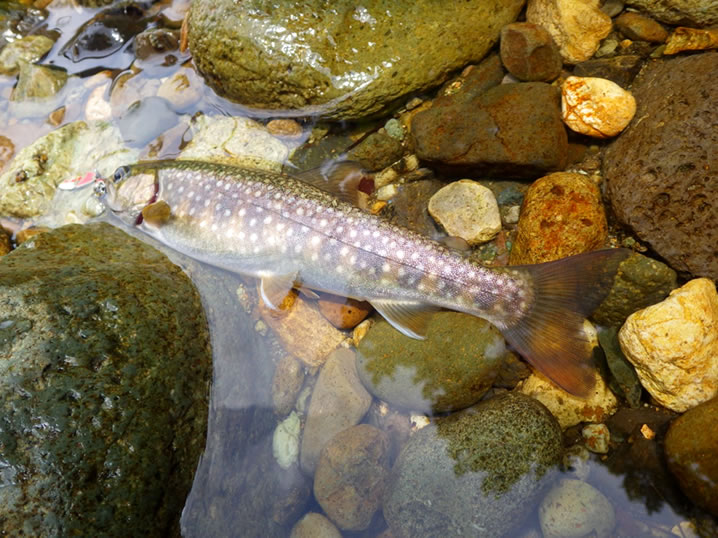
336,265,344,274
363,230,370,237
254,190,262,197
239,208,246,217
211,223,218,232
250,233,257,242
372,231,380,238
336,226,344,233
297,207,304,216
294,244,302,253
199,220,207,228
382,263,391,273
382,236,389,245
397,250,405,259
319,219,328,227
340,246,349,256
249,218,257,227
411,252,419,260
398,268,406,277
204,200,210,207
311,253,319,261
189,207,195,216
264,216,272,224
224,209,231,217
178,186,184,193
238,231,245,240
350,230,357,238
188,191,194,199
217,181,224,188
224,183,231,190
311,236,321,246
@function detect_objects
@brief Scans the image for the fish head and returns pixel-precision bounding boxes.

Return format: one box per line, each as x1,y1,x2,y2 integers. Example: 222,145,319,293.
95,164,157,222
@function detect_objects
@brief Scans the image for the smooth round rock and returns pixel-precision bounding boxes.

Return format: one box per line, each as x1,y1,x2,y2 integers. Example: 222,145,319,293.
615,11,668,43
314,424,390,531
427,179,502,245
509,172,607,264
603,53,718,280
561,76,636,138
500,22,562,81
383,392,563,538
290,513,342,538
188,0,524,120
665,396,718,517
539,479,616,538
356,311,507,414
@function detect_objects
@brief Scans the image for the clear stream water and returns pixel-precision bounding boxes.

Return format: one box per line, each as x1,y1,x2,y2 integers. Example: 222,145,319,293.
0,1,712,537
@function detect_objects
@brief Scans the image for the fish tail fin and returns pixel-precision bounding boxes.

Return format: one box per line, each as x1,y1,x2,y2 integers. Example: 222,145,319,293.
502,248,631,397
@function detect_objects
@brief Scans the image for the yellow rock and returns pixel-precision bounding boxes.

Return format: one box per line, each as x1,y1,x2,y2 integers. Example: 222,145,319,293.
619,278,718,412
519,369,618,429
664,27,718,55
527,0,612,64
561,76,637,138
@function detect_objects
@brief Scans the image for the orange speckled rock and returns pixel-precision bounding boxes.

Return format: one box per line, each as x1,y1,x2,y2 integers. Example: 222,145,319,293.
318,293,372,330
664,26,718,55
509,172,607,264
561,76,636,138
258,291,345,368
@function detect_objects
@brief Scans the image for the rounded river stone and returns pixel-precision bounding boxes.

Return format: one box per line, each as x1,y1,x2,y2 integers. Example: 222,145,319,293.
187,0,524,120
603,53,718,279
356,311,507,414
383,392,563,537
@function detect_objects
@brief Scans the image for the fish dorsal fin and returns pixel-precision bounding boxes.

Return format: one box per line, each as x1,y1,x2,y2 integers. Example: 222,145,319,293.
296,161,367,206
370,299,441,339
259,271,299,310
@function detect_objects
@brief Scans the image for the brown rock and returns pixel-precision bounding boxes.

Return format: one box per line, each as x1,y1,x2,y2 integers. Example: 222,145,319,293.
615,12,668,43
314,424,390,531
509,172,608,264
664,26,718,55
412,82,567,178
258,292,345,368
624,0,718,27
603,53,718,279
266,119,304,139
318,293,372,330
573,55,643,88
272,354,305,416
665,396,718,516
500,22,563,81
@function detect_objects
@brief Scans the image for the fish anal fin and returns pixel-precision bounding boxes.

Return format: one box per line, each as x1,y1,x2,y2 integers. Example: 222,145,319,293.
297,161,368,206
259,271,299,310
502,248,631,397
370,299,441,339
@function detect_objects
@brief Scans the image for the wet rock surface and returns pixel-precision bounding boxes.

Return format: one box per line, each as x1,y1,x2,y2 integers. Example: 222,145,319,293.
561,76,636,138
625,0,718,27
0,223,211,537
572,55,643,88
539,479,616,537
665,396,718,517
500,22,562,81
509,171,607,264
300,349,372,475
615,11,668,43
187,0,524,120
383,392,563,537
313,424,390,531
412,81,568,177
356,312,506,414
593,251,677,327
619,278,718,413
604,53,718,280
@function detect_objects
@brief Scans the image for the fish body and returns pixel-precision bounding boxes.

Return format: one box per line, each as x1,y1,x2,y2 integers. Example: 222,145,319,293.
96,160,629,396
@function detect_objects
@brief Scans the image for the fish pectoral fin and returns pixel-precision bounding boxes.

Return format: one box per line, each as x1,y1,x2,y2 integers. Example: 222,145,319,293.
259,271,299,310
141,200,171,227
370,299,441,340
296,161,369,206
298,287,320,300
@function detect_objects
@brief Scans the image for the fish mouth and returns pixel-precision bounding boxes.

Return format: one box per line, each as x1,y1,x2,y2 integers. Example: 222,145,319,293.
96,166,159,217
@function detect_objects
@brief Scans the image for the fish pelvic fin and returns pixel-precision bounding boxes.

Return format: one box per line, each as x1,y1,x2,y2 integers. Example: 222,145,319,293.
503,248,631,397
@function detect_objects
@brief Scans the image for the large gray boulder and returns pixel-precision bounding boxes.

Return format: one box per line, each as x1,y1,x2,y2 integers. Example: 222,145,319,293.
187,0,525,120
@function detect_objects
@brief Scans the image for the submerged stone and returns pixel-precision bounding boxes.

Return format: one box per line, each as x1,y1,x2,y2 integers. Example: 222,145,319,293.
0,223,211,536
187,0,524,120
356,311,506,414
383,392,563,537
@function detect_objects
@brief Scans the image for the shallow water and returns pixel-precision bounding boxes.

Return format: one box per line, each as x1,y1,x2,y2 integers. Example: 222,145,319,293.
0,1,714,537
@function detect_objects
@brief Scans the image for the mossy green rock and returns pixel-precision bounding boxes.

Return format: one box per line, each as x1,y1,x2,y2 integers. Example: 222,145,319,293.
592,251,677,326
0,223,211,537
665,396,718,517
383,392,563,537
356,311,506,414
187,0,524,120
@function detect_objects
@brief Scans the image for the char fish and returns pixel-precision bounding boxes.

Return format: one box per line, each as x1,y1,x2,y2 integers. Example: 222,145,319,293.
94,160,629,396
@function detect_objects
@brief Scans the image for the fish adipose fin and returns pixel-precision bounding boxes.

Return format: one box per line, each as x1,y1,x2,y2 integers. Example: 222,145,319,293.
370,299,441,339
503,248,631,397
259,271,299,310
297,161,367,206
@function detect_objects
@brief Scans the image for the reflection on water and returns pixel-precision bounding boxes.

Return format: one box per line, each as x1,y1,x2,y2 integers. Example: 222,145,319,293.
0,1,716,537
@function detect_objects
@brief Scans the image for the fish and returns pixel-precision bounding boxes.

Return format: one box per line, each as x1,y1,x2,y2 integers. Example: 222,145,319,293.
94,159,630,397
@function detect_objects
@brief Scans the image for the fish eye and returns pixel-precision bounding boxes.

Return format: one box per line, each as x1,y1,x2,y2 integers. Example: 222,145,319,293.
113,166,130,183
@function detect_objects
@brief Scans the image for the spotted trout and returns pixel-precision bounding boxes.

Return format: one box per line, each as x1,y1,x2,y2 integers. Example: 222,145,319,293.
95,160,629,396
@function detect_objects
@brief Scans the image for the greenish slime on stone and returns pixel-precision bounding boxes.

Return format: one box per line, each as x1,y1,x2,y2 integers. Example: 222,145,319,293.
0,223,211,537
